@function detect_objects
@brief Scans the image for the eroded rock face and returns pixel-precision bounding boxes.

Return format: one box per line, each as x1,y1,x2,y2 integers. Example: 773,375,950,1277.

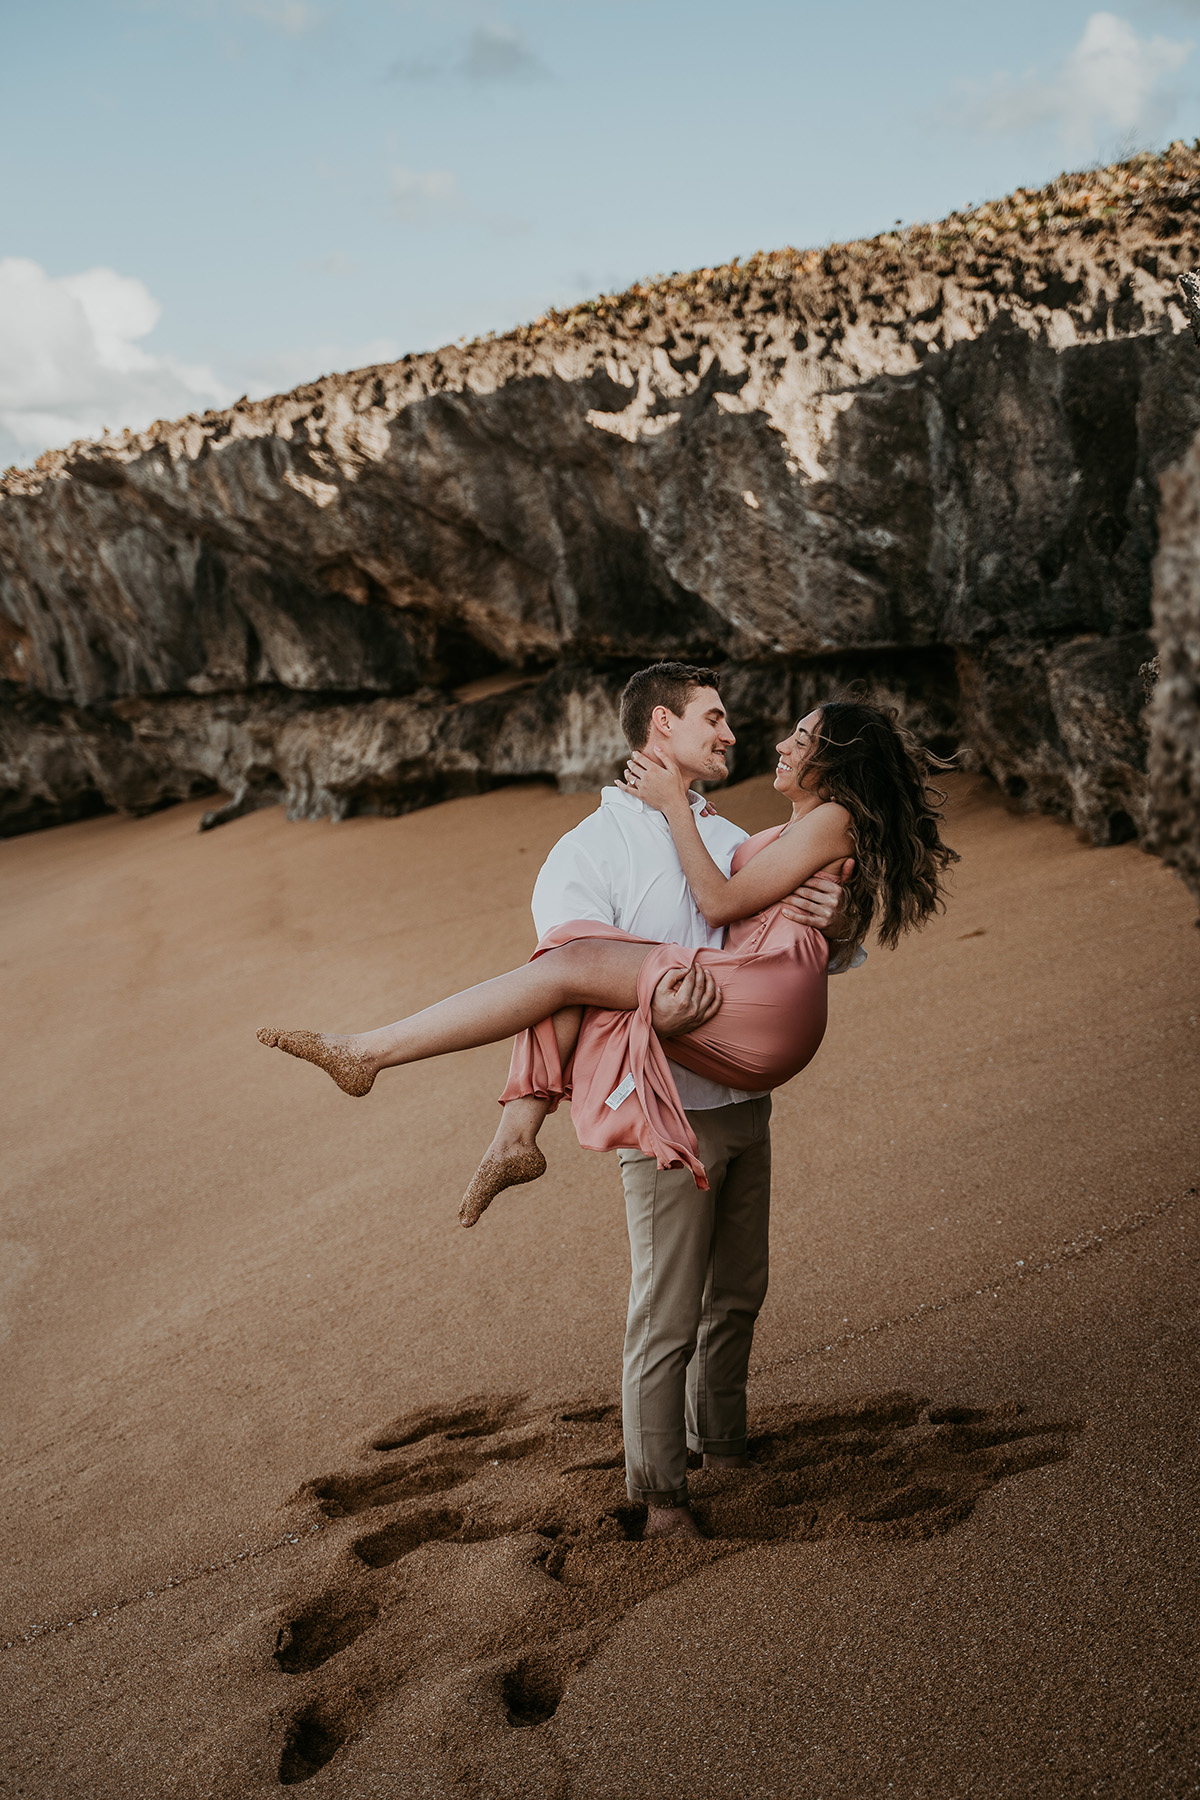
1149,434,1200,906
4,151,1200,840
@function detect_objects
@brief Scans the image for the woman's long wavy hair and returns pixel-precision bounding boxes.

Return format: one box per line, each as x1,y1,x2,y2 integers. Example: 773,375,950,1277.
801,700,959,953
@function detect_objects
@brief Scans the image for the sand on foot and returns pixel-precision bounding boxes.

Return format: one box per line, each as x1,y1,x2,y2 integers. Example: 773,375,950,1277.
459,1145,548,1227
256,1025,377,1096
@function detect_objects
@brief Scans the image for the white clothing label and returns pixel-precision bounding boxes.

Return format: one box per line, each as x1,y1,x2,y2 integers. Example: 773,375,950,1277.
605,1072,636,1111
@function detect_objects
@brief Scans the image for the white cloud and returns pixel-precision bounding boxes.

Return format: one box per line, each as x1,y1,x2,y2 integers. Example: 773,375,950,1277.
242,0,321,29
964,12,1192,155
160,0,322,31
389,166,465,222
390,22,547,83
460,25,546,82
310,250,356,276
0,259,234,466
386,164,529,237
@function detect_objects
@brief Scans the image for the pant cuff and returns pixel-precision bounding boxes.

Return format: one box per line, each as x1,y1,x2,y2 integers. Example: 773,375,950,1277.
627,1483,690,1506
685,1433,748,1456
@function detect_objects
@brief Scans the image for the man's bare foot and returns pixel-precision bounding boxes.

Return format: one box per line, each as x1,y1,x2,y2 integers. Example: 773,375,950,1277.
256,1027,376,1097
643,1503,704,1540
458,1144,547,1228
702,1451,752,1470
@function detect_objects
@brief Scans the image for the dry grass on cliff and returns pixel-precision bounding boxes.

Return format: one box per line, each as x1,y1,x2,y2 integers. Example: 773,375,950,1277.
495,139,1200,350
9,138,1200,489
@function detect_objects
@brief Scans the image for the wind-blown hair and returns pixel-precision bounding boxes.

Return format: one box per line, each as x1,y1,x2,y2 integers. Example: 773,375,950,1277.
805,700,959,953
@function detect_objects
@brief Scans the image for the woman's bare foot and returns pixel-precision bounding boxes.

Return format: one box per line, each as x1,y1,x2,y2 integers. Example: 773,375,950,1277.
256,1027,377,1097
644,1503,704,1540
458,1144,547,1228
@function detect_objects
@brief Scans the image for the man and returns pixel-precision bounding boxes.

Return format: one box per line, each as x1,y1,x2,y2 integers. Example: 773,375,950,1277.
484,663,858,1538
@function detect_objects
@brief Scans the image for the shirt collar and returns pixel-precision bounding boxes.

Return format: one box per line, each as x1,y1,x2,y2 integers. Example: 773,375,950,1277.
600,784,710,823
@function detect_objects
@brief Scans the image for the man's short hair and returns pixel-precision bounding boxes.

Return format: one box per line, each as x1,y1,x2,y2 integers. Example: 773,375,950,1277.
618,662,723,751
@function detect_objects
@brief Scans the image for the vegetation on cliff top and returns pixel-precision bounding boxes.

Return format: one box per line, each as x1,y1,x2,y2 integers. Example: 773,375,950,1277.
497,140,1200,348
10,141,1200,485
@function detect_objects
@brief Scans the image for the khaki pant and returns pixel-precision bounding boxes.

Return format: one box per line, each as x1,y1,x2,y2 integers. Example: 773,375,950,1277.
618,1097,772,1505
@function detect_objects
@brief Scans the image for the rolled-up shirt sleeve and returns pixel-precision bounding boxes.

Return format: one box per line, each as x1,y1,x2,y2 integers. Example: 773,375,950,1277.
531,838,615,939
829,943,868,974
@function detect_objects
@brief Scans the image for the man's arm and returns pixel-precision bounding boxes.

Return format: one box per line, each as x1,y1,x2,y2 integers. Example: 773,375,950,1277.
778,858,867,973
530,838,616,938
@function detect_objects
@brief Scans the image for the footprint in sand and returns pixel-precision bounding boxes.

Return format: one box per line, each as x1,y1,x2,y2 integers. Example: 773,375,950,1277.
253,1392,1080,1787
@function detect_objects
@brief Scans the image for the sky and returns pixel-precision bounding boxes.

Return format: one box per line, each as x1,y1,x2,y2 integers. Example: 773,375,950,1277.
2,0,1200,467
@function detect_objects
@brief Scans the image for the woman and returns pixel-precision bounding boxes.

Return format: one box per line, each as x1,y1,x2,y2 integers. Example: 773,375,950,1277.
258,700,958,1219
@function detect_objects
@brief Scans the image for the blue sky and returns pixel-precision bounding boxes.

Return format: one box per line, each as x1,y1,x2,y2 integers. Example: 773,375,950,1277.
2,0,1199,464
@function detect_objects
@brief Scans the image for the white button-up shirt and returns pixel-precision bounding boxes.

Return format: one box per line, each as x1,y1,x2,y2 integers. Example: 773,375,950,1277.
531,785,765,1111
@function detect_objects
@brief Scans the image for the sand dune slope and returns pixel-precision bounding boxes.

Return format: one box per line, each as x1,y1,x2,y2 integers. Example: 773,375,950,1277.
1,774,1197,1797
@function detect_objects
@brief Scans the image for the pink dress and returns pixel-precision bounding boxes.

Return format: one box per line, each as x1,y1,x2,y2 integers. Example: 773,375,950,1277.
499,826,829,1189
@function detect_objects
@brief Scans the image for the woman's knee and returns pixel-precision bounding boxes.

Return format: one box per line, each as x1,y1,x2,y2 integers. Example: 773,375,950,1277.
544,938,598,999
544,936,643,1007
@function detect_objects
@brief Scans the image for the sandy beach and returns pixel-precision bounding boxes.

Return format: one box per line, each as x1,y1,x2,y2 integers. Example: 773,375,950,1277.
2,771,1198,1798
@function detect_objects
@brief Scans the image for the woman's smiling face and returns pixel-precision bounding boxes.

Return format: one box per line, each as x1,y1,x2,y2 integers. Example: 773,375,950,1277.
773,709,822,798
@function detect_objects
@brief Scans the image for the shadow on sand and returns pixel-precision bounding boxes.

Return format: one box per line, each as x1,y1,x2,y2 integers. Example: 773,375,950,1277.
260,1389,1080,1787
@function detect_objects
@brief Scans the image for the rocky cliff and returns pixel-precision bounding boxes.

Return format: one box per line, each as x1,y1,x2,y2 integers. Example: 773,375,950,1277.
1149,430,1200,907
4,146,1200,846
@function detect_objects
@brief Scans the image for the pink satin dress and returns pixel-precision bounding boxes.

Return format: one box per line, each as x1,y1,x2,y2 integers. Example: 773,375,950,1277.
499,825,829,1189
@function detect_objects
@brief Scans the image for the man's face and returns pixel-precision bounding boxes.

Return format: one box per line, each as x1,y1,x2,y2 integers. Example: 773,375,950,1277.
656,687,735,785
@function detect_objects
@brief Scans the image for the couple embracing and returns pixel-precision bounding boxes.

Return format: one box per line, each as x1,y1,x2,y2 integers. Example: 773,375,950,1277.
260,662,957,1539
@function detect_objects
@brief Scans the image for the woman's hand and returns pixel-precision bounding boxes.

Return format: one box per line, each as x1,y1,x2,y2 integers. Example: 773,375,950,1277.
617,749,691,814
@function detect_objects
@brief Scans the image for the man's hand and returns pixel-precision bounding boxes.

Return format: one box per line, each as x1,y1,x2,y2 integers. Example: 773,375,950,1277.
779,857,855,940
650,964,723,1039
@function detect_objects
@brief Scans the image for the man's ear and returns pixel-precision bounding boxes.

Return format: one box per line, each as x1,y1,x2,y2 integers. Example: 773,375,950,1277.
650,703,674,739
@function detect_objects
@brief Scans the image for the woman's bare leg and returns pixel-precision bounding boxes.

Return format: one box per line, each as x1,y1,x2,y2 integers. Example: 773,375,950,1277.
458,1006,582,1229
257,941,647,1096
